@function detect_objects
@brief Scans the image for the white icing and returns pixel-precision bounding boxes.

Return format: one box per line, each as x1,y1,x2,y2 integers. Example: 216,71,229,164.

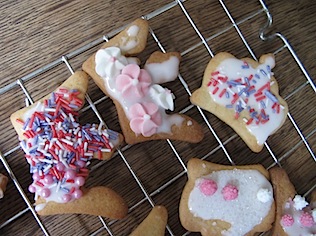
208,56,285,145
144,56,180,84
281,196,316,236
127,25,139,37
149,84,175,111
313,209,316,222
95,47,184,136
120,25,140,51
22,102,45,123
95,47,128,79
35,203,47,212
188,169,273,236
293,195,309,210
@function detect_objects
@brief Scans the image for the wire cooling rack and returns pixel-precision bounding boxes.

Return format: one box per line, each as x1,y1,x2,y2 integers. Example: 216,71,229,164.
0,0,315,235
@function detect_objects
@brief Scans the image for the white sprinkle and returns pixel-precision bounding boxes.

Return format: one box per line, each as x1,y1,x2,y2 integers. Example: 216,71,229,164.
43,164,52,173
61,158,69,168
227,87,235,95
55,140,65,150
84,142,88,152
240,98,247,108
84,152,94,157
61,138,73,146
41,159,53,164
44,108,56,113
69,113,75,122
56,181,61,193
102,131,109,138
187,120,193,126
101,148,111,152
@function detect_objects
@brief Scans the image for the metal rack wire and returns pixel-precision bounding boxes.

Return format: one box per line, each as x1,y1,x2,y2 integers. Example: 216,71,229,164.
0,0,315,235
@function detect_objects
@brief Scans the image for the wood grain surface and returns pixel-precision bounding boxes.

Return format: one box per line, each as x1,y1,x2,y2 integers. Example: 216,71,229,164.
0,0,315,235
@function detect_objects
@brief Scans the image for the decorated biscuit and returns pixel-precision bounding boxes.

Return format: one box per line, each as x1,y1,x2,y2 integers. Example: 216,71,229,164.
130,205,168,236
191,52,288,152
179,158,275,235
269,167,316,235
10,71,127,219
0,173,8,199
82,18,204,144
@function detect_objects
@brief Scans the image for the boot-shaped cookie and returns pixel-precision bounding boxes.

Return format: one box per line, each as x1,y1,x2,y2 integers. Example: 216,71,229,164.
10,71,127,219
82,18,204,144
191,52,288,152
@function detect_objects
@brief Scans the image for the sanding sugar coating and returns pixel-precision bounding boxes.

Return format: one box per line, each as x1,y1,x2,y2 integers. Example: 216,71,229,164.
207,56,285,145
188,169,273,236
18,89,119,208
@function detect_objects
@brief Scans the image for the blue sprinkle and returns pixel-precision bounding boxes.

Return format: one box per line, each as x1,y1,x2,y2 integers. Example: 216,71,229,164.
227,81,240,87
248,89,256,95
252,80,257,84
226,104,233,109
264,91,278,103
245,77,250,86
260,101,266,109
267,65,271,72
225,92,230,98
238,88,246,97
255,74,260,79
241,65,249,69
69,104,78,109
61,187,70,193
23,118,30,130
70,89,78,92
260,69,267,76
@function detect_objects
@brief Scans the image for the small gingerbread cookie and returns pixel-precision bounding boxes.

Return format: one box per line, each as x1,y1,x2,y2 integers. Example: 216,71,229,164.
130,205,168,236
269,167,316,235
179,158,275,236
191,52,288,152
82,18,204,144
0,173,8,199
10,71,127,219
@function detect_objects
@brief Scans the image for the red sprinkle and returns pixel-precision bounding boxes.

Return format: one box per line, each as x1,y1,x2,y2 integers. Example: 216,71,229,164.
212,87,219,95
211,71,220,76
246,118,253,125
16,119,25,125
219,88,227,98
256,95,266,102
231,94,239,104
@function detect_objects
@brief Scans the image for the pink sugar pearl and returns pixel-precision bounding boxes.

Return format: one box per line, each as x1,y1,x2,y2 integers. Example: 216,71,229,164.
75,176,85,186
222,184,238,201
56,163,65,171
281,214,294,227
64,170,76,179
299,212,314,227
32,172,41,181
28,185,36,193
73,189,83,199
199,179,217,196
43,175,54,185
62,194,72,203
40,188,51,198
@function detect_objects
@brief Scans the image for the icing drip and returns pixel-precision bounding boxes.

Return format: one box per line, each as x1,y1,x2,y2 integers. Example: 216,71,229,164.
188,169,273,236
281,195,316,235
19,89,119,207
207,56,285,145
95,47,184,137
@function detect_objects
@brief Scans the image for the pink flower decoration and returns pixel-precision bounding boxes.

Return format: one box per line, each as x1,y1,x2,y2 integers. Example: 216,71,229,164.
281,214,294,227
129,102,162,137
299,212,314,227
221,184,238,201
116,64,152,98
199,179,217,196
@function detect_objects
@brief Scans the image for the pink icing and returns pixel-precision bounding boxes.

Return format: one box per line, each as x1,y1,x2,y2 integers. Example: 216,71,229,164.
281,214,295,227
222,184,238,201
129,102,162,137
199,179,218,196
116,64,151,99
300,212,314,227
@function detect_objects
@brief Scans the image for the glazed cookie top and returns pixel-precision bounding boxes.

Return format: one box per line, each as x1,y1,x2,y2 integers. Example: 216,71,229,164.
188,168,273,236
280,195,316,235
95,46,183,137
207,54,285,145
15,87,120,208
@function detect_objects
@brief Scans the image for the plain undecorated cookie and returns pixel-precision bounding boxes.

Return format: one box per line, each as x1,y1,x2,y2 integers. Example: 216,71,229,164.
179,158,275,236
191,52,288,152
130,205,168,236
82,18,204,145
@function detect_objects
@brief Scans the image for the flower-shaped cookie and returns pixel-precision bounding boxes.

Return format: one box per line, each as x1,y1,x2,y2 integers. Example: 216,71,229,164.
116,64,151,99
129,102,162,137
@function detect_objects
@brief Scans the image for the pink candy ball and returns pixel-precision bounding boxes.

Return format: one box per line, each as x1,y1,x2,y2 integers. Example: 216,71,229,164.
32,172,41,181
41,188,51,198
64,170,76,179
199,179,218,196
73,189,83,199
222,184,238,201
56,163,65,171
299,212,314,227
75,176,85,186
281,214,294,227
28,185,36,193
62,194,72,203
76,160,86,168
43,175,54,185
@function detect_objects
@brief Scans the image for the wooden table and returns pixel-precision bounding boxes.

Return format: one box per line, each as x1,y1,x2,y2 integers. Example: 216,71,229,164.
0,0,315,235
